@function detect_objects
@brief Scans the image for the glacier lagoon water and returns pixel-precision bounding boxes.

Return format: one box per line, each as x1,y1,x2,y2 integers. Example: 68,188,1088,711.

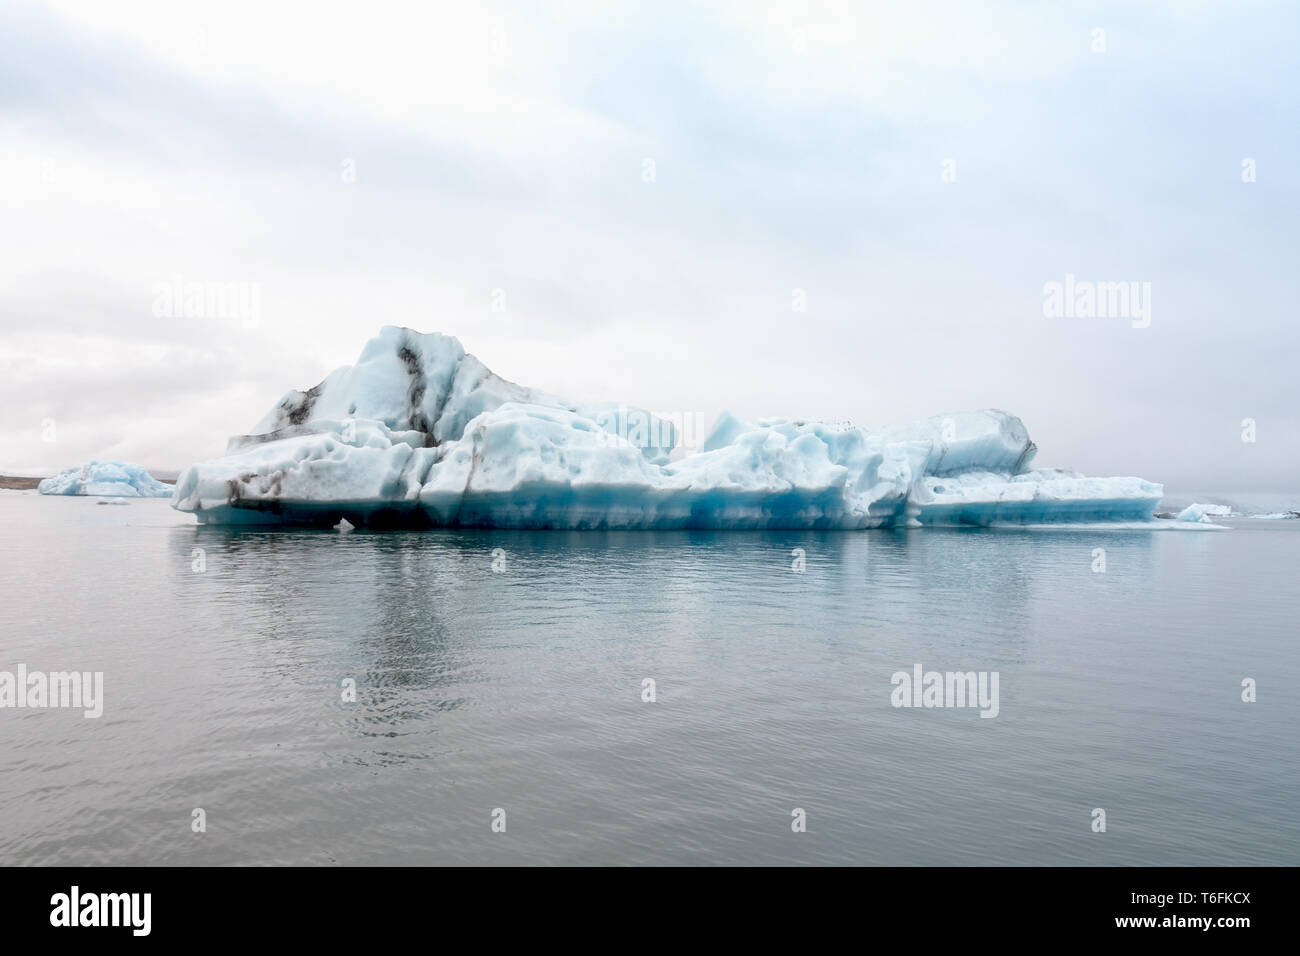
2,493,1297,866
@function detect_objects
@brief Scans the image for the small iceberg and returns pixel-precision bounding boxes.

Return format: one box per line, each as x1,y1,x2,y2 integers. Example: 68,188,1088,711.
39,461,173,498
1176,503,1234,523
173,327,1168,529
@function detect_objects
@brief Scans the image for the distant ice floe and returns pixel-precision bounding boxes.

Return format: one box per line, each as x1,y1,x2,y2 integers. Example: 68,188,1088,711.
173,327,1171,530
1176,503,1235,523
39,461,173,498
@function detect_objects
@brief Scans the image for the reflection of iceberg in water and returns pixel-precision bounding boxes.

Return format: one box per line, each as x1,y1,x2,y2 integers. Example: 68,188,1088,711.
173,327,1164,529
172,525,484,768
156,519,1204,864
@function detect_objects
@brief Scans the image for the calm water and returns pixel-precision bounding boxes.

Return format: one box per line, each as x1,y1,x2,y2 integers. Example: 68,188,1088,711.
1,492,1297,866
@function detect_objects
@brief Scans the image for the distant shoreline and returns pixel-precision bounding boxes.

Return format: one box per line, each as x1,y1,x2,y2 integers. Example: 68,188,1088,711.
0,475,177,490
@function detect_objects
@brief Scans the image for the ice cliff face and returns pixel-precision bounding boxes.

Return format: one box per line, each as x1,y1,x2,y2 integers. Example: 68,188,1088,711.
172,327,1163,528
39,461,173,498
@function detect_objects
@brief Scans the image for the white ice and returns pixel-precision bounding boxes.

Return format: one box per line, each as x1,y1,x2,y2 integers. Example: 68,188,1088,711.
173,328,1167,529
39,461,173,498
1176,502,1234,523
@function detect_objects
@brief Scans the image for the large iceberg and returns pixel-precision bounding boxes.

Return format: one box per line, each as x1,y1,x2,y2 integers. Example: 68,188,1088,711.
173,327,1164,528
39,461,173,498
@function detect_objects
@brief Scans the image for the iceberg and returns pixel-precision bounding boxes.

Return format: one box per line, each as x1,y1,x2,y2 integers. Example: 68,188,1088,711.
173,327,1165,529
39,461,173,498
1176,503,1234,523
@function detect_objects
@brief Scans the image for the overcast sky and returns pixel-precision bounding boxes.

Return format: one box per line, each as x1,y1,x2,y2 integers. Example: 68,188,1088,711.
1,0,1295,492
